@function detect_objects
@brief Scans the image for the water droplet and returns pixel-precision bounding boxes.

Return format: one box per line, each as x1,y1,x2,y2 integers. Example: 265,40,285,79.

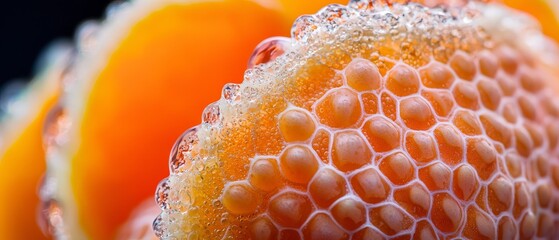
247,37,291,69
155,178,171,210
169,127,199,173
318,4,349,31
351,29,363,41
239,84,260,101
194,161,206,172
222,83,241,102
105,0,130,19
42,104,71,151
38,175,56,201
291,15,318,41
152,214,166,238
76,20,100,53
349,0,398,9
202,102,220,126
386,13,399,27
349,0,373,10
220,217,229,225
38,199,68,240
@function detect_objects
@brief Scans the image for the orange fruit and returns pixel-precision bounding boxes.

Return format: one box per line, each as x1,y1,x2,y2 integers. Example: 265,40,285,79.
40,0,351,239
156,1,559,239
0,42,72,240
0,0,379,239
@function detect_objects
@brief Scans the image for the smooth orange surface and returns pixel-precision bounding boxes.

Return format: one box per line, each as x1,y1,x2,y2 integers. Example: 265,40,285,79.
504,0,559,42
278,0,347,22
69,1,288,239
0,90,58,240
0,44,68,239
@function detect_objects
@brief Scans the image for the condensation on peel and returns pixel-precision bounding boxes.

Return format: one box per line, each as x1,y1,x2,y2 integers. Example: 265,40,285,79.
155,1,559,239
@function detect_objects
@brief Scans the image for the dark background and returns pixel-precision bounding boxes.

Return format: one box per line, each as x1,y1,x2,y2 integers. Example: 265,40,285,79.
0,0,113,87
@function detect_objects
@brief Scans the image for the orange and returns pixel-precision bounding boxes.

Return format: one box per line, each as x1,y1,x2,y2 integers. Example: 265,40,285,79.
0,42,72,240
41,0,351,239
46,1,286,239
156,1,559,239
0,0,356,238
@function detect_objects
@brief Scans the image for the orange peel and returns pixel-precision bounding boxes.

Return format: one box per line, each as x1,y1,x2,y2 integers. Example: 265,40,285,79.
0,42,72,240
155,0,559,238
42,0,288,239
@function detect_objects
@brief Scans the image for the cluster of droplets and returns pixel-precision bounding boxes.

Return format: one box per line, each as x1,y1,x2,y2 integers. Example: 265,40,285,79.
0,40,74,240
153,80,250,238
154,0,559,239
161,51,558,239
158,1,559,239
39,105,71,240
38,54,82,240
286,0,493,67
37,2,131,238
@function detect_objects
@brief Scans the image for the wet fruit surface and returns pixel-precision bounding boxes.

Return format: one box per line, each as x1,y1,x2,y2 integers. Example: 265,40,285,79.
154,0,559,239
0,43,71,240
40,0,289,239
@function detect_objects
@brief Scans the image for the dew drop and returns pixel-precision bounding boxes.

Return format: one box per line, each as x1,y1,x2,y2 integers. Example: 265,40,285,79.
38,199,68,240
42,104,71,151
318,4,349,32
348,0,373,10
152,214,166,238
241,86,259,101
169,127,199,173
202,102,220,126
75,20,100,53
386,13,399,27
38,177,51,200
291,15,318,42
222,83,241,102
351,29,364,41
247,37,291,69
155,178,171,210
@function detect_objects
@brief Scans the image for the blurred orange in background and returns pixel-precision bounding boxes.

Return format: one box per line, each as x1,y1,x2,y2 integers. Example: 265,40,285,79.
48,1,285,239
38,0,343,239
0,42,72,240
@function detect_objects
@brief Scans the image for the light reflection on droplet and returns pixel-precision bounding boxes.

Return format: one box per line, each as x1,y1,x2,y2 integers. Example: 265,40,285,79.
155,178,171,210
222,83,241,102
202,102,220,126
76,20,100,53
248,37,291,69
169,127,199,174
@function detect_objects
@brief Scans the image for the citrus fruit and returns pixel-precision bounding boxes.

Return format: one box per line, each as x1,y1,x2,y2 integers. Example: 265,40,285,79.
155,0,559,239
38,0,352,238
40,0,351,238
0,42,72,240
0,0,385,238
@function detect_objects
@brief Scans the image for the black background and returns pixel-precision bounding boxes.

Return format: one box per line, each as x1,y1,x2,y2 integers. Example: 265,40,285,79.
0,0,113,87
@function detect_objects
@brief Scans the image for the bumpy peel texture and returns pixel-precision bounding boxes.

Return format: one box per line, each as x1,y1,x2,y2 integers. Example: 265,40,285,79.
156,0,559,239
